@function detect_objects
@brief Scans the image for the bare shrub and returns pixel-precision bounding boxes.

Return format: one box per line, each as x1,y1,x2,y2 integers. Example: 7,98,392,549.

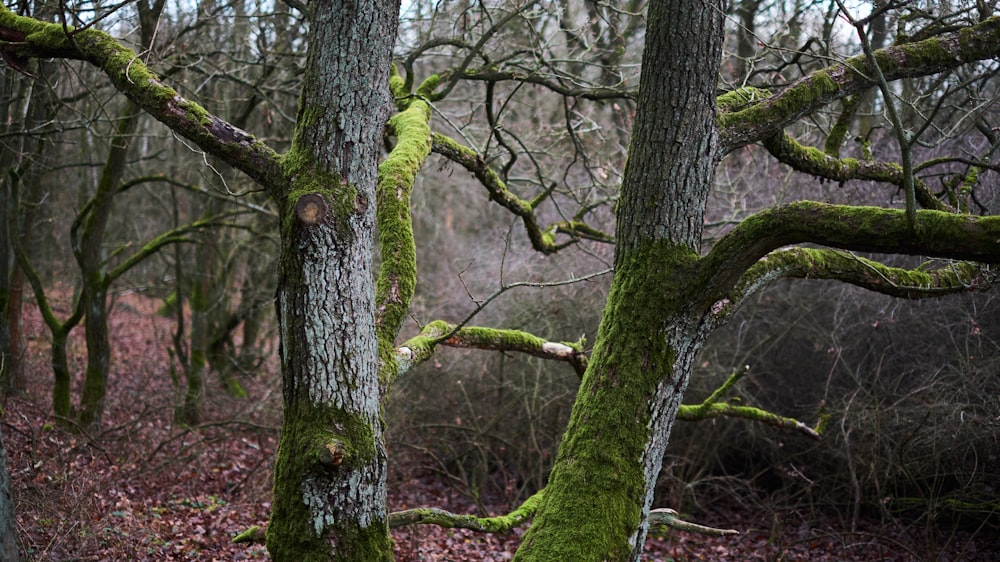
658,279,1000,544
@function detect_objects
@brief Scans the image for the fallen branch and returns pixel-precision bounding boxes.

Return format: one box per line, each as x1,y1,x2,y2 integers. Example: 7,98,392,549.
388,488,742,538
648,508,740,537
232,525,265,544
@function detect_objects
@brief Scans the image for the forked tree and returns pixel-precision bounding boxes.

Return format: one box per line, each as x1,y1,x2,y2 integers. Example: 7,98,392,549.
2,0,999,560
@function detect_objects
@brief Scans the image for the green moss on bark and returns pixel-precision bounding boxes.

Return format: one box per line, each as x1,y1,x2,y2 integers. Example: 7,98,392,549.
267,401,389,561
278,148,357,242
515,242,699,561
719,71,839,130
375,93,432,385
415,74,441,98
717,86,770,112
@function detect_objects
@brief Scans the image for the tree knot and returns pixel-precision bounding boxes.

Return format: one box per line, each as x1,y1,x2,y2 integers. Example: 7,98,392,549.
295,193,329,226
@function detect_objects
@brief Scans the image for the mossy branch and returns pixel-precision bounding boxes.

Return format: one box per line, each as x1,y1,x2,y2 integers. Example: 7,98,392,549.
388,489,740,538
389,489,543,532
232,525,266,544
762,132,948,212
430,133,611,253
552,220,615,244
105,215,246,282
698,202,1000,307
719,16,1000,152
703,247,997,332
11,220,84,337
375,85,432,354
395,320,588,377
824,96,861,156
449,68,637,101
677,368,826,440
767,248,992,297
0,6,283,192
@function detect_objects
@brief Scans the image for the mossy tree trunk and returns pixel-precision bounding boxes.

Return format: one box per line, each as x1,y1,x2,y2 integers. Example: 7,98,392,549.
514,0,725,559
516,1,1000,559
264,1,400,559
174,193,223,425
234,256,272,373
73,104,133,428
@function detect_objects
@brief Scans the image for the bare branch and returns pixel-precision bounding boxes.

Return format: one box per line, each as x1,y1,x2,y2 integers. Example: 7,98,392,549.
452,68,636,101
719,17,1000,152
0,6,283,192
431,133,612,253
648,508,740,537
834,0,918,226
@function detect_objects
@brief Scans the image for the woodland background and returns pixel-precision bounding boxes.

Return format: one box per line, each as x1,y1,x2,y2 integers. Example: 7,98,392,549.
1,0,999,559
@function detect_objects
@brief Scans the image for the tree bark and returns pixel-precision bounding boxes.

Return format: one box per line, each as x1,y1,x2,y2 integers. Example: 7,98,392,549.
0,206,24,395
0,419,17,562
513,0,725,560
264,1,400,560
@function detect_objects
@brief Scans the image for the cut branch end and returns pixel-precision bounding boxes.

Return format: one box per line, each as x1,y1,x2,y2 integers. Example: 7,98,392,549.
295,193,328,225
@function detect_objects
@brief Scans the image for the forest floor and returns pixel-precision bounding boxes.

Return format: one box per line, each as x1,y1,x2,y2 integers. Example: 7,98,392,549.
4,291,998,561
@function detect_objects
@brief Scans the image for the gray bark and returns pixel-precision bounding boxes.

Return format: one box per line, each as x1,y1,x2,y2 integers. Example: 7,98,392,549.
265,1,401,559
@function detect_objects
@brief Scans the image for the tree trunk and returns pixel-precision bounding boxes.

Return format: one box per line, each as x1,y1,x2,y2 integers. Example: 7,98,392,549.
175,194,224,425
0,50,53,396
264,1,400,559
0,20,24,397
75,105,140,430
77,286,111,429
76,0,164,429
0,246,25,395
514,0,725,560
49,329,73,419
0,419,17,562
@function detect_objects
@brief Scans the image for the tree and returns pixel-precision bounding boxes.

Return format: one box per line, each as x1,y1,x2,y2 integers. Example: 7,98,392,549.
2,0,1000,561
0,0,60,396
0,414,16,562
